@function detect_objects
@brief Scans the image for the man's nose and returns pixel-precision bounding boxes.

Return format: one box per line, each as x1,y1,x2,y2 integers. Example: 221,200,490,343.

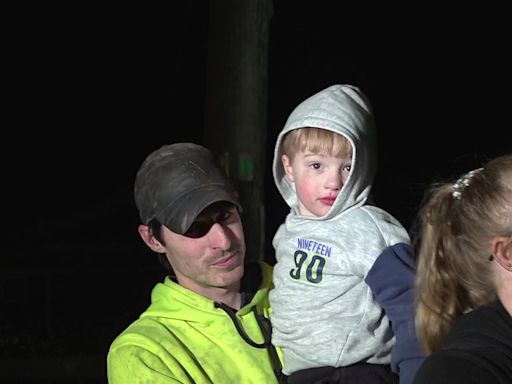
207,222,232,250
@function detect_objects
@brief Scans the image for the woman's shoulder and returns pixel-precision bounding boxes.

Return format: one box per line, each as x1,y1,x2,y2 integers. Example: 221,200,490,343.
413,348,497,384
414,302,512,383
449,300,512,342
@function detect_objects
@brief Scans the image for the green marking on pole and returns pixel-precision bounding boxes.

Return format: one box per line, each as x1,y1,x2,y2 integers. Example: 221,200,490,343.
220,152,230,177
238,152,253,181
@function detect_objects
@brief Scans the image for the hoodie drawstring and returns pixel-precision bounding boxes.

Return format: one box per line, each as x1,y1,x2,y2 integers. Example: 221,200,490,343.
215,303,284,382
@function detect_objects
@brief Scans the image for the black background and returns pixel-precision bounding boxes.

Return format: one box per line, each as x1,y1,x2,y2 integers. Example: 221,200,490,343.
2,2,511,381
7,4,510,263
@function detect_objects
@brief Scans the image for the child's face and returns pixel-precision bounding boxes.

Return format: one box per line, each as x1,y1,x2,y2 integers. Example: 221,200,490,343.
282,149,351,217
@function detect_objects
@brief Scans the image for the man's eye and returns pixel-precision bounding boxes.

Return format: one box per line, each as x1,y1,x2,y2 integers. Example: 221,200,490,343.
216,210,232,223
184,221,212,238
182,206,237,238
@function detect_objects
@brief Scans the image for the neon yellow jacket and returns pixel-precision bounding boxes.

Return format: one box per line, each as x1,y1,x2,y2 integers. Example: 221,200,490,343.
107,262,282,383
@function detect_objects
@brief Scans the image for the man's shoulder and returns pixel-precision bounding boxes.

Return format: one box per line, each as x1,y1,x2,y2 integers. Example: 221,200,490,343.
108,315,172,354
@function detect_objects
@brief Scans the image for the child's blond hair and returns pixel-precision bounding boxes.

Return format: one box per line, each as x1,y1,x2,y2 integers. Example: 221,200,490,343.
282,127,352,161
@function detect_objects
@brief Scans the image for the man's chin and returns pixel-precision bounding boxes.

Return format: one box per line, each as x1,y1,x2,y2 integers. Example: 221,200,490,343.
216,264,244,286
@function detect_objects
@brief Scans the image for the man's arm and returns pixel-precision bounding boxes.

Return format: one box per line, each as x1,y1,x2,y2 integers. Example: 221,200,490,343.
107,344,184,384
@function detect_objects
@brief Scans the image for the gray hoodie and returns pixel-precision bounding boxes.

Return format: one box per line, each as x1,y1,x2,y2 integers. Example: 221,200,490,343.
269,84,411,376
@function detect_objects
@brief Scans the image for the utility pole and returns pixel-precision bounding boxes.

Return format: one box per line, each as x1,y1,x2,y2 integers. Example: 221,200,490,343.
204,0,273,262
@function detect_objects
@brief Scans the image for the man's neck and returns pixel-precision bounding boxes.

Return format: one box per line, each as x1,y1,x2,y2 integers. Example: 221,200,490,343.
210,287,242,310
179,278,242,310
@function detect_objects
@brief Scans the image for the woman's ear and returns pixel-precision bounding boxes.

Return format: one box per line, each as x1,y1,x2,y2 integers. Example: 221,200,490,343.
492,236,512,272
138,224,166,253
282,155,295,182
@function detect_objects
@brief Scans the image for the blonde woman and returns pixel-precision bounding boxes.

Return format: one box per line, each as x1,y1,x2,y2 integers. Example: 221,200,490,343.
414,154,512,383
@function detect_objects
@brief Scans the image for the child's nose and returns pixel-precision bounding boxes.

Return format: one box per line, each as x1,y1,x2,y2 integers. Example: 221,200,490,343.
326,172,342,190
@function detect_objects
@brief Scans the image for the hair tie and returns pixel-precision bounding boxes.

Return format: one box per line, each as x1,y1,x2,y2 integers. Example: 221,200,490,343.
452,168,483,200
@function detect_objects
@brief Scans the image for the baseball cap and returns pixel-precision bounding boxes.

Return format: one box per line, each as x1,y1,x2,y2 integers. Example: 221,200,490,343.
134,143,241,234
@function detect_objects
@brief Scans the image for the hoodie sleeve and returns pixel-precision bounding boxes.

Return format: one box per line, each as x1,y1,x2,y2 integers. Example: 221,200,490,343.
365,242,425,384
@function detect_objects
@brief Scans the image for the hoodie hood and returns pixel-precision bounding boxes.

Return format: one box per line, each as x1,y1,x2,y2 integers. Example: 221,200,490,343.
141,261,273,322
273,84,377,220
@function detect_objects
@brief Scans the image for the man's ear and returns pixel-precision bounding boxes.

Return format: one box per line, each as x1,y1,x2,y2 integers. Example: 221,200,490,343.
492,236,512,272
138,224,167,253
282,155,295,182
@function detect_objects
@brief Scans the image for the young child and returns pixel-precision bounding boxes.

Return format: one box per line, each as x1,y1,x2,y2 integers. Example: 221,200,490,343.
269,84,424,384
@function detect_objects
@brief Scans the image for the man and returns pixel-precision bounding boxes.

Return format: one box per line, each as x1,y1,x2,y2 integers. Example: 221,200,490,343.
107,143,282,384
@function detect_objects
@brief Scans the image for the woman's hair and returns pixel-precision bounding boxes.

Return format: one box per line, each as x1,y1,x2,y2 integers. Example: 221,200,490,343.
282,127,352,160
415,154,512,354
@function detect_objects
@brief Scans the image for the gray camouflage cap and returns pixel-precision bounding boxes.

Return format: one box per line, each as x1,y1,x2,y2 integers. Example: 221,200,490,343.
134,143,241,234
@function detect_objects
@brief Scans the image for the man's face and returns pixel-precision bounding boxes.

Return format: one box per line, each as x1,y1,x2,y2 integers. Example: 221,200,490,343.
161,203,246,294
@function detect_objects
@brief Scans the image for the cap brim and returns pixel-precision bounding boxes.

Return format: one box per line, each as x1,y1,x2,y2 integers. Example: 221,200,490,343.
157,185,241,234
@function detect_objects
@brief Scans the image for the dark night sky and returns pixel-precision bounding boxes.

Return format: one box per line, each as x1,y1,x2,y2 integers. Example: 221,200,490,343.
266,4,511,253
5,3,511,267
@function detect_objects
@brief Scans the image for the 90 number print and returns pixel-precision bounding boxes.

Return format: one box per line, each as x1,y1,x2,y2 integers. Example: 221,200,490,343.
289,250,326,283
